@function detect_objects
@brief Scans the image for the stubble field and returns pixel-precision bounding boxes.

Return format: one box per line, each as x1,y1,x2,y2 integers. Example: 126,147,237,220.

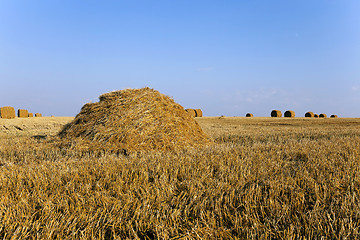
1,116,360,239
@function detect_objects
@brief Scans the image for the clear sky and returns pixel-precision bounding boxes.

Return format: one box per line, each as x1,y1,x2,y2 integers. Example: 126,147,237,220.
1,0,359,117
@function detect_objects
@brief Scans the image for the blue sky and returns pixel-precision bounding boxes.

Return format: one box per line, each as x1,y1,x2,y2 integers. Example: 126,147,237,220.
1,0,359,117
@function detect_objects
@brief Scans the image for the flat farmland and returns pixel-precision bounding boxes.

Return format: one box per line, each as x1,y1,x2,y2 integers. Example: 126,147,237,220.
1,117,360,239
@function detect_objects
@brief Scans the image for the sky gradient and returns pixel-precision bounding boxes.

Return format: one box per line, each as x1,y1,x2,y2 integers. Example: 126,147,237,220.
1,1,359,117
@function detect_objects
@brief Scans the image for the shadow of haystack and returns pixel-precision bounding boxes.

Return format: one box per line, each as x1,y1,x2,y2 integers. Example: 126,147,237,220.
58,87,212,153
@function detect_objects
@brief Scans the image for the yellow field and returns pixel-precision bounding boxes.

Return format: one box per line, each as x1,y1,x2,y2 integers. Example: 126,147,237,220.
1,117,360,239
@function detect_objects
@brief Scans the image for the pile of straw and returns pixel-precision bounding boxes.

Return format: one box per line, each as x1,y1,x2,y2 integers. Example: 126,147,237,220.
0,106,15,119
58,88,212,152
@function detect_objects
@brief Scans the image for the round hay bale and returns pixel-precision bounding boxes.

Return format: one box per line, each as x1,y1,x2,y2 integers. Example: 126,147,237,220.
58,88,212,152
305,112,314,117
284,110,295,118
271,110,282,117
330,115,338,118
185,109,197,118
35,113,42,117
246,113,253,117
314,114,319,118
28,113,34,117
319,113,327,118
194,109,203,117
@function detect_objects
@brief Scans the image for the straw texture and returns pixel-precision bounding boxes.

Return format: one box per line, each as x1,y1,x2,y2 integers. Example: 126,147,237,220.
58,88,212,152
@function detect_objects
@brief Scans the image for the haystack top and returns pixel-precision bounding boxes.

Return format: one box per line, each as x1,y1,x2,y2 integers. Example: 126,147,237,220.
59,87,212,152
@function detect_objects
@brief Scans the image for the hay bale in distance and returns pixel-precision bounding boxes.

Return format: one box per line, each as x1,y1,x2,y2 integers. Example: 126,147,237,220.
246,113,253,117
195,109,203,117
330,115,338,118
18,109,28,118
305,112,314,117
28,113,34,117
319,113,327,118
284,110,295,118
35,113,42,117
314,114,319,118
271,110,282,117
59,87,212,152
0,106,16,119
185,109,197,118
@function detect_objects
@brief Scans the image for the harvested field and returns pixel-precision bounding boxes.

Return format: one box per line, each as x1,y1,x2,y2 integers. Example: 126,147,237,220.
1,116,360,239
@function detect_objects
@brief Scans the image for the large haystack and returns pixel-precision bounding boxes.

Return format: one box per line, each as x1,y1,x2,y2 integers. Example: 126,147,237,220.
284,110,295,118
0,106,16,119
271,110,282,117
58,88,212,152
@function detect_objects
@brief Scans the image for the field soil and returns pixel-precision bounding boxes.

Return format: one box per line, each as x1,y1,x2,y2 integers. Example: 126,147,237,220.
1,116,360,239
0,117,74,136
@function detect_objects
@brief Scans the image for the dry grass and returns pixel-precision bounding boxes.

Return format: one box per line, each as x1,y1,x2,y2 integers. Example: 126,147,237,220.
1,116,360,239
